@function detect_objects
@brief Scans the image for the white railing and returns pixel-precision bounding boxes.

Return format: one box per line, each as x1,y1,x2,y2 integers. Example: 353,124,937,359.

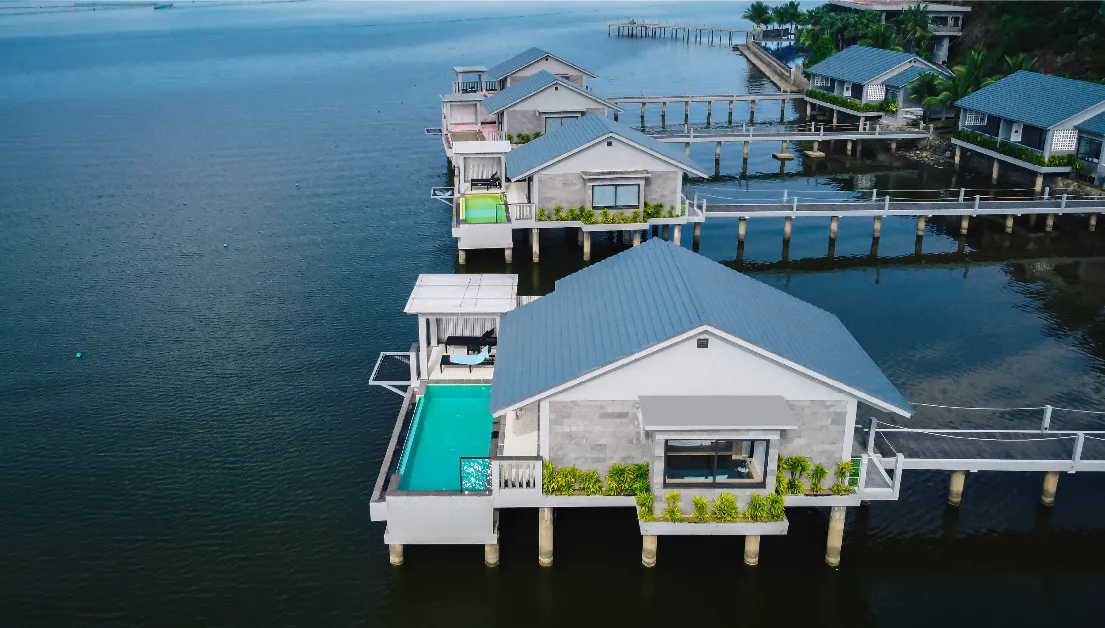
509,203,536,221
491,456,542,493
483,130,504,141
452,80,498,94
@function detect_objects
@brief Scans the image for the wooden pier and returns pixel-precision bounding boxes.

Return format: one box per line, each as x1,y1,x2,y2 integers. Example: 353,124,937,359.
608,21,751,46
610,93,804,127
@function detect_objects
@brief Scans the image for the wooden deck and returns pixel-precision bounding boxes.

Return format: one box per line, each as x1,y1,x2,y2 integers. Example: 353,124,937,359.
703,197,1105,218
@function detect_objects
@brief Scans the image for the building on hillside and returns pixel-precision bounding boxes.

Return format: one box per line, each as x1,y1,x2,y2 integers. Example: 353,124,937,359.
805,45,951,125
826,0,971,64
953,70,1105,190
368,239,912,567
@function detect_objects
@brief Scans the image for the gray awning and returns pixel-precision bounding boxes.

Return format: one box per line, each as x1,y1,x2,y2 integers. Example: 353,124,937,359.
638,395,798,431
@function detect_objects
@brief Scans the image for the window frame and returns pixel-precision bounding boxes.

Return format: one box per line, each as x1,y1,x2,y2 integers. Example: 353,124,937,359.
1077,135,1103,164
543,114,580,133
663,439,769,488
591,183,641,210
964,111,988,126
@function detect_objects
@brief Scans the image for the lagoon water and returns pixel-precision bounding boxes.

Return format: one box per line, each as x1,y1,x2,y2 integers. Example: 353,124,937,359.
3,2,1105,625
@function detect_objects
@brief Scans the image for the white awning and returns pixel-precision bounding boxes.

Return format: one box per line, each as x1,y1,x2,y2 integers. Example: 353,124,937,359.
639,395,799,431
404,274,519,315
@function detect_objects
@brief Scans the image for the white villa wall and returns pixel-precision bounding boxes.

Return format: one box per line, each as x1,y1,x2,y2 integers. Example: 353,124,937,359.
505,57,588,87
383,494,496,544
502,86,610,135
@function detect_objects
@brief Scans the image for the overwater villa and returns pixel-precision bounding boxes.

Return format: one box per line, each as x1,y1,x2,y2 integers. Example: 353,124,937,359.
825,0,970,64
953,70,1105,190
369,240,912,568
805,45,951,125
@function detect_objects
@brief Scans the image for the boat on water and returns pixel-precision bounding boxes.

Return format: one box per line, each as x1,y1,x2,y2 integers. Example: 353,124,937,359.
153,3,173,10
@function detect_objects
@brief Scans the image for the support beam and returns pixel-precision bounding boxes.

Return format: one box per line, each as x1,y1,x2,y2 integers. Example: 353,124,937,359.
873,215,882,239
749,100,756,122
846,139,853,155
662,225,670,241
684,101,689,125
890,139,897,153
825,506,846,567
685,142,691,156
715,141,722,162
779,100,785,122
577,228,584,246
832,109,838,126
582,232,591,262
829,215,839,240
1034,172,1044,193
706,101,712,126
744,535,760,566
743,141,750,159
1041,471,1059,507
484,542,499,567
641,535,657,567
531,228,540,262
661,102,666,127
1045,214,1054,232
948,470,966,506
389,544,403,566
538,507,554,567
738,217,747,242
783,216,793,241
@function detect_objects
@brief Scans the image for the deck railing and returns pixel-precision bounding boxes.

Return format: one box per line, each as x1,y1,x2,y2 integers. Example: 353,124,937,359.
491,456,543,493
452,80,499,94
509,203,536,222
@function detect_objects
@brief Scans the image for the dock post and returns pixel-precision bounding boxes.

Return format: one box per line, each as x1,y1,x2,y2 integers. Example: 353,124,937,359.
917,215,926,236
485,542,500,567
458,248,467,265
738,217,747,243
832,109,838,126
948,471,966,506
783,216,793,241
642,535,658,567
873,215,882,239
538,507,554,566
829,216,839,240
812,140,819,153
890,139,897,153
744,535,760,566
743,141,750,159
504,247,512,264
582,232,591,262
728,100,734,124
633,230,641,247
706,101,712,126
954,146,961,170
661,102,667,127
1041,472,1060,506
1034,173,1044,193
640,102,646,128
845,139,853,155
1045,214,1054,232
531,228,540,262
825,506,846,567
749,100,756,122
715,141,722,164
960,214,969,234
684,142,691,156
389,544,404,566
806,100,811,117
684,101,689,125
673,225,682,245
991,158,1000,184
1005,214,1014,234
1091,215,1098,231
693,222,701,248
577,228,584,246
613,110,619,122
779,100,785,122
662,225,670,241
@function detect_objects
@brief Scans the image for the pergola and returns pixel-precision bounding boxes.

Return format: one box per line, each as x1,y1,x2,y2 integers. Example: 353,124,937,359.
403,274,518,379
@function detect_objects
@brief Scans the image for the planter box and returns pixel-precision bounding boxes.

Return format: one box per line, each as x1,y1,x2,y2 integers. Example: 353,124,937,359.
542,495,637,508
638,518,789,536
782,494,861,507
951,138,1073,173
804,96,885,118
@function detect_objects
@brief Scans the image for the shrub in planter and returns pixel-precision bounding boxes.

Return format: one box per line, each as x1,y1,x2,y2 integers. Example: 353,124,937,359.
746,493,770,522
782,455,809,495
505,133,514,142
636,492,655,521
808,463,829,494
765,492,785,521
835,460,853,484
691,496,711,522
711,492,740,522
578,470,603,495
536,207,549,221
775,469,788,495
542,460,555,494
533,131,543,139
516,132,531,144
605,463,631,495
662,491,682,522
629,462,651,496
549,465,580,495
830,481,853,495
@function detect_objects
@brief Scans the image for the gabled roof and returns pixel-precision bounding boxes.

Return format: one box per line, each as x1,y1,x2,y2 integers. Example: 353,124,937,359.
482,70,618,115
956,71,1105,129
807,45,939,85
884,65,930,89
488,240,913,416
1079,112,1105,137
505,113,708,178
486,47,596,82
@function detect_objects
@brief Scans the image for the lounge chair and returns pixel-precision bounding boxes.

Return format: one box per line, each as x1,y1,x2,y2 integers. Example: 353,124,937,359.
469,173,501,190
440,345,494,372
445,330,497,353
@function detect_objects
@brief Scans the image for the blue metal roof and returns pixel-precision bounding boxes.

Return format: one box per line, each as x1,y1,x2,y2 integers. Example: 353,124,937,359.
482,70,614,115
1077,112,1105,137
806,45,922,85
486,47,595,82
956,71,1105,129
488,240,913,416
505,113,708,178
884,65,929,89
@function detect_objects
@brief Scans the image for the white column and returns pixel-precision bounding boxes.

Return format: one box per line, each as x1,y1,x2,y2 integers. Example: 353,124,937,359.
417,315,428,379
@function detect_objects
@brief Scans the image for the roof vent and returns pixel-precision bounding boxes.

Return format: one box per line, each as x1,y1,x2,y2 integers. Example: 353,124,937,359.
554,86,559,90
697,338,709,349
607,140,613,146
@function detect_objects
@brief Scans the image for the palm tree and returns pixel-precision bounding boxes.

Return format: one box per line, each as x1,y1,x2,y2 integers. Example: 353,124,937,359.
742,1,772,29
858,24,903,51
770,5,786,30
1003,53,1038,75
924,66,977,120
782,1,802,33
911,71,942,122
961,47,997,92
898,2,932,54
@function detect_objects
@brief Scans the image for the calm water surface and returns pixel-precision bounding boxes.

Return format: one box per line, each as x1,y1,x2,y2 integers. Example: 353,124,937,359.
3,2,1105,626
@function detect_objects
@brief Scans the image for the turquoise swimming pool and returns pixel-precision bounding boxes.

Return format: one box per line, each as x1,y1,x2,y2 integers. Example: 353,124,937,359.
396,385,493,491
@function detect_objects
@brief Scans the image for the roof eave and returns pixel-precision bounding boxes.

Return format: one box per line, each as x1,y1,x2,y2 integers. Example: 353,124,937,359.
511,132,708,179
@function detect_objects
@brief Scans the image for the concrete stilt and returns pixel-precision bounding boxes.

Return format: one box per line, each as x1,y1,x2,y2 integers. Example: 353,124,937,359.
845,140,853,155
1005,214,1014,234
504,247,512,264
1041,471,1059,507
484,542,500,567
633,230,641,246
738,217,747,242
953,146,961,170
1045,214,1054,232
458,248,467,265
890,139,897,153
750,100,756,121
641,535,657,567
917,215,926,236
779,100,786,122
531,228,540,262
685,142,690,156
582,233,591,262
706,101,712,126
743,141,750,159
578,229,584,246
960,214,969,234
673,225,682,245
873,216,882,239
806,101,811,117
662,225,670,240
640,102,646,128
1091,215,1098,232
829,216,839,240
812,140,819,152
661,102,666,127
948,470,966,506
783,216,793,241
1034,173,1044,193
825,506,846,567
389,544,404,566
538,507,554,567
856,140,862,158
728,100,734,124
832,109,838,126
744,535,760,566
693,222,701,248
991,158,1000,184
715,142,722,163
684,101,689,125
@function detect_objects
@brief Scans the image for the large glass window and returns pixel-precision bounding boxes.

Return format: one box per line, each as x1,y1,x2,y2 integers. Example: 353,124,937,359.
664,439,768,487
544,115,579,133
591,184,640,209
1078,136,1103,164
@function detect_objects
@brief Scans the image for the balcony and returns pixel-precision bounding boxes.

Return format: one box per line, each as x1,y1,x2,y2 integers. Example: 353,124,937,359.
452,80,499,94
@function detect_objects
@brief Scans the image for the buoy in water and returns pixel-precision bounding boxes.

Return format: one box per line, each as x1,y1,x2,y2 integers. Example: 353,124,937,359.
75,352,82,358
223,243,228,247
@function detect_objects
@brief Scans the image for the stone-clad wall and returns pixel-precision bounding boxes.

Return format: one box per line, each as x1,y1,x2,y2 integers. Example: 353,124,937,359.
548,401,651,472
777,400,849,471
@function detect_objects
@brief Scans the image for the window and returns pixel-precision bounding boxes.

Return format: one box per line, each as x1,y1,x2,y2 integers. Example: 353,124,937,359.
812,75,829,88
865,83,885,101
1078,136,1103,164
663,439,768,487
591,184,640,209
964,111,987,126
1052,129,1078,152
544,115,579,133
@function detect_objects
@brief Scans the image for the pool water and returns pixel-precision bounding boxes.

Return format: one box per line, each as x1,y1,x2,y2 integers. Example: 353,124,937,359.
396,385,493,491
461,194,506,224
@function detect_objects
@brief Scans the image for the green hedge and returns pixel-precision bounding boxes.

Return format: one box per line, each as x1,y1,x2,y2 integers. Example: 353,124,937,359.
953,129,1079,168
806,88,887,113
535,201,683,224
647,490,786,523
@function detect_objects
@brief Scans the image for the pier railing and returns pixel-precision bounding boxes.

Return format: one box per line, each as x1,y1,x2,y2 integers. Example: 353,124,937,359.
508,203,536,222
491,456,543,492
452,80,498,94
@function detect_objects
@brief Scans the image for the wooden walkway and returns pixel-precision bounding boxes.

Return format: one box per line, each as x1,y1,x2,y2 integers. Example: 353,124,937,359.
652,127,931,144
703,197,1105,218
608,21,751,46
607,94,801,104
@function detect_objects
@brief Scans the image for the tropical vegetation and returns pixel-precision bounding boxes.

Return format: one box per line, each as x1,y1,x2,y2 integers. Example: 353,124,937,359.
640,490,786,523
805,88,888,113
543,460,651,496
952,129,1080,168
535,201,683,224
